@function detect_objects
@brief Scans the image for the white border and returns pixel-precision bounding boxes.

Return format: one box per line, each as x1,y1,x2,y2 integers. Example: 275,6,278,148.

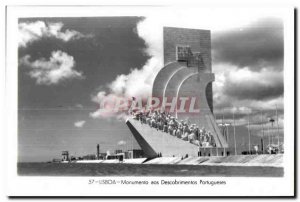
4,5,295,197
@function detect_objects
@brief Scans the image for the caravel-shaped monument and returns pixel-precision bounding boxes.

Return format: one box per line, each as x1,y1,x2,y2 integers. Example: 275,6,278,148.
126,27,228,158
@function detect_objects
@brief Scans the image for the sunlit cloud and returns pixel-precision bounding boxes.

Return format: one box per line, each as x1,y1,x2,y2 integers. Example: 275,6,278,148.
19,21,93,47
20,50,84,85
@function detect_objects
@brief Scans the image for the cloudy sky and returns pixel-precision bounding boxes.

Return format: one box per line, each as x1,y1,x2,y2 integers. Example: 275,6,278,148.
18,14,284,162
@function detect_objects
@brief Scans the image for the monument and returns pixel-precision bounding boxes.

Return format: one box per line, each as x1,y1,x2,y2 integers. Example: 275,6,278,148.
126,27,228,158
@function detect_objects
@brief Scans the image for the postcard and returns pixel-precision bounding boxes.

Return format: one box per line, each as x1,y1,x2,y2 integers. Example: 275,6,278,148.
4,4,295,197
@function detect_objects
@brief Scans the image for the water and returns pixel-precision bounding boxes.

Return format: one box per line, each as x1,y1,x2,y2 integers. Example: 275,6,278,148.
18,163,283,177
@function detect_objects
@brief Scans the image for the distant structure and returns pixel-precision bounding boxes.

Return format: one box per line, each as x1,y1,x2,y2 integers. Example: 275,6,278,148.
82,154,96,160
97,144,100,160
126,27,228,158
61,151,69,161
128,149,144,159
115,149,123,154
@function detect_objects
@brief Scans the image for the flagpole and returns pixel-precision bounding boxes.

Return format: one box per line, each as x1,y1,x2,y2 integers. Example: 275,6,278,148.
222,109,225,156
267,119,270,146
226,124,229,143
222,109,224,137
276,105,280,153
247,111,251,154
215,114,218,156
233,110,237,155
260,110,265,154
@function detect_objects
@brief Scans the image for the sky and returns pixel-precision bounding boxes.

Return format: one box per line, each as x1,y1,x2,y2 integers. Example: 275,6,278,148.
18,15,284,162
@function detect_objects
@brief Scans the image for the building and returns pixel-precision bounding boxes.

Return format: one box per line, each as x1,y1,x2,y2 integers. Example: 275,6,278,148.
124,151,130,159
106,153,125,161
115,149,122,154
99,152,107,160
61,151,69,161
96,144,100,160
127,149,144,159
82,154,96,160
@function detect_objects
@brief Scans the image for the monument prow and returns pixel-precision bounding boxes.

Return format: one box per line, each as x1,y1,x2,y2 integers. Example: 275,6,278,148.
126,118,200,158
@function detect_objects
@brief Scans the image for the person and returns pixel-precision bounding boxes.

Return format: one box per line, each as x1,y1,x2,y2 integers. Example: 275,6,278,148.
175,126,182,138
210,134,216,147
168,117,174,135
169,117,177,135
172,127,177,136
163,121,168,133
207,131,212,145
181,122,189,141
194,139,200,146
146,115,151,126
158,119,163,131
195,126,199,140
188,124,196,142
200,127,205,143
177,121,183,138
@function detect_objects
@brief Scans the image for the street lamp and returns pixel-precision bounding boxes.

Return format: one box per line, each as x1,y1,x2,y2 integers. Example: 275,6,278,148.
269,118,275,144
269,118,275,153
233,111,237,156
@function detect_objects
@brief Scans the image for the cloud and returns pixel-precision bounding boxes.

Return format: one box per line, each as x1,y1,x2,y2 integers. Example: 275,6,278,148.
103,17,164,99
90,17,163,119
213,62,284,113
117,140,126,146
19,21,93,47
20,50,84,85
212,18,283,71
89,92,127,119
74,120,86,128
210,18,284,113
75,104,84,109
223,67,283,101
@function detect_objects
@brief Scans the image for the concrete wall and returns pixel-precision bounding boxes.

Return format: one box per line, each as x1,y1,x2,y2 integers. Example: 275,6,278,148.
163,27,211,72
164,67,198,116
